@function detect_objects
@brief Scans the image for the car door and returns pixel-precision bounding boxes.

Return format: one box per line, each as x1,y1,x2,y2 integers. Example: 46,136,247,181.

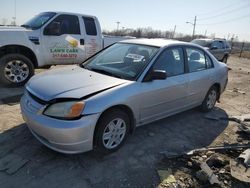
41,14,85,65
185,47,214,106
139,47,189,124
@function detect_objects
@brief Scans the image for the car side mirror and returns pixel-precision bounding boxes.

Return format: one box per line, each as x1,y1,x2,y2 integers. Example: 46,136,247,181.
143,69,167,82
210,46,218,50
44,22,61,36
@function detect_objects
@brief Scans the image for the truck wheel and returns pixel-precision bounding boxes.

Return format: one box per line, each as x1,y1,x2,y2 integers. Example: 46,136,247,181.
0,54,34,87
222,56,228,64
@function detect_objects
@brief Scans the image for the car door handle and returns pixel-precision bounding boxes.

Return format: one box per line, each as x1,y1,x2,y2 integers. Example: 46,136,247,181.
80,39,84,45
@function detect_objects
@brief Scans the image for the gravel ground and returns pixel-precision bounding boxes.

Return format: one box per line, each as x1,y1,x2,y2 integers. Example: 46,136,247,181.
0,56,249,188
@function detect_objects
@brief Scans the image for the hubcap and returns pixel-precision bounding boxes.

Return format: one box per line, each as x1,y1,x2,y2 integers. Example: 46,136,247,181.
4,60,29,83
207,90,217,109
102,118,126,149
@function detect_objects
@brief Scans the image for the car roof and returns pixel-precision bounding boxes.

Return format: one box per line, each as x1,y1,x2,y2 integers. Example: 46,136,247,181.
119,38,188,47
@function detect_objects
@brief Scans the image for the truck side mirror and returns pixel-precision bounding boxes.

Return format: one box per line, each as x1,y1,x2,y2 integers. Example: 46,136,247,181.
44,22,61,36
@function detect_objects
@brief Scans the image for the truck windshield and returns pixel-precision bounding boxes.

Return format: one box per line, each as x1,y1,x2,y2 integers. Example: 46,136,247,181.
21,12,56,30
81,43,159,81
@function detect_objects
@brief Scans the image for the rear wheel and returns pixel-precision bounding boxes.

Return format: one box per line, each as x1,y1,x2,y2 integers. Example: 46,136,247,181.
0,54,34,87
95,109,130,154
201,86,218,112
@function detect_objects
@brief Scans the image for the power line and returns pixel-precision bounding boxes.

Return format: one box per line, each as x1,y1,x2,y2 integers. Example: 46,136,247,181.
198,3,250,21
196,0,249,16
198,13,250,25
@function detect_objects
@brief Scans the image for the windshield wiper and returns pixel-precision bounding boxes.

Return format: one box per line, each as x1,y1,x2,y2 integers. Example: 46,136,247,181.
88,67,123,79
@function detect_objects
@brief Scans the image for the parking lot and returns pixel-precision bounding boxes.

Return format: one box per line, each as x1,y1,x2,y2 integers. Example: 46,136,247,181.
0,56,250,187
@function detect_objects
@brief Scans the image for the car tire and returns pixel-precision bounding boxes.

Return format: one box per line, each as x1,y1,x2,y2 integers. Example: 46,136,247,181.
201,86,218,112
0,53,34,87
222,55,228,64
95,109,130,154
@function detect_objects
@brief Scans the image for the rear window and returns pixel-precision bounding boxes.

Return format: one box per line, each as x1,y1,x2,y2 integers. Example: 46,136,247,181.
83,17,97,36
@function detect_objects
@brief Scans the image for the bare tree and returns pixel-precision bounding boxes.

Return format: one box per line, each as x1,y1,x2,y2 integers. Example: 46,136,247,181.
102,27,208,42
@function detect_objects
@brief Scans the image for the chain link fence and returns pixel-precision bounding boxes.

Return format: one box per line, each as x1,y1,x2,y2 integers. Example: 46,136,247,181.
230,41,250,59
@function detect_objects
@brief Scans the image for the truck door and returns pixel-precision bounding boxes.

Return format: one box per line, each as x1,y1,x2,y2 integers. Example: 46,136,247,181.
41,14,85,65
81,16,102,59
210,40,225,61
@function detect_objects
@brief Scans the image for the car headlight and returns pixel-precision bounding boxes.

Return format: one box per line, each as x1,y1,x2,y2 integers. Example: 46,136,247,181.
43,101,85,119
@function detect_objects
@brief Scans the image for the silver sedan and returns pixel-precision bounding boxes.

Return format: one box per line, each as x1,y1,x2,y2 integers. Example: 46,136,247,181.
21,39,228,154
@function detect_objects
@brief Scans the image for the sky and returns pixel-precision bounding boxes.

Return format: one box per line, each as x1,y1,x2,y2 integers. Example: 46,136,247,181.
1,0,250,41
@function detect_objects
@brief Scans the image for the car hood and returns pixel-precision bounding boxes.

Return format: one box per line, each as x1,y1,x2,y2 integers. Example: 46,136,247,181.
26,65,128,102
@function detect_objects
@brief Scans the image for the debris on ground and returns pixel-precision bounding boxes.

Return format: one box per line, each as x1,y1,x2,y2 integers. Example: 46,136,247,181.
237,149,250,167
158,143,250,187
199,162,223,186
204,113,250,134
227,88,246,95
230,158,250,183
157,169,177,187
158,149,250,187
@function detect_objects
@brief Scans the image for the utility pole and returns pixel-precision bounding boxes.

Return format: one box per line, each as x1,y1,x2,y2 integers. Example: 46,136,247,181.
186,16,196,40
192,16,196,39
172,25,176,39
204,30,207,37
13,0,16,26
116,21,120,31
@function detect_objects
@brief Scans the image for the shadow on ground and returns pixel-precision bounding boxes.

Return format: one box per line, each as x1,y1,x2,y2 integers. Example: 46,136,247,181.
0,107,229,188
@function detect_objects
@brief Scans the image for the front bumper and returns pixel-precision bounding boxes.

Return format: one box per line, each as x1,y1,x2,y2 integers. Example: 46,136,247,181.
20,94,100,154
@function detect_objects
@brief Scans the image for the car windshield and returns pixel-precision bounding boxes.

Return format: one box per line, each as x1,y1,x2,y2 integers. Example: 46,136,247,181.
81,43,159,81
191,39,212,47
21,12,56,30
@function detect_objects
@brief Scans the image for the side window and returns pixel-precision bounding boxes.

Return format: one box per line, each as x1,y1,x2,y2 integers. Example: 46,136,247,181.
44,15,80,35
211,41,223,49
153,48,184,77
83,17,97,36
186,48,206,72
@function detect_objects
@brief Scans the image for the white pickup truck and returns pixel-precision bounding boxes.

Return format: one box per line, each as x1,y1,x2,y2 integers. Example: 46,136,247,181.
0,12,132,86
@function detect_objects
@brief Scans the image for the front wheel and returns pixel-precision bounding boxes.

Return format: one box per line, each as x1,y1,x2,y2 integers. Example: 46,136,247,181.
95,109,130,154
0,54,34,87
222,55,228,64
201,86,218,112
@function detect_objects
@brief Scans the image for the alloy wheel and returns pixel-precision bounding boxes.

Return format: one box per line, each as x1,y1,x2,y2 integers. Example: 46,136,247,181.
102,118,126,149
4,60,30,83
206,90,217,109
